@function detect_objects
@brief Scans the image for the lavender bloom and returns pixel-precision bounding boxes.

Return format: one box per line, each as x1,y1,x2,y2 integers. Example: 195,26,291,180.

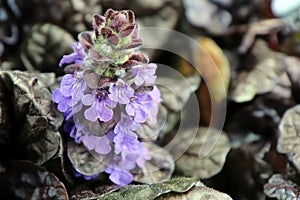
135,143,151,167
63,108,73,121
126,94,153,123
105,142,151,186
82,90,117,122
147,86,162,123
108,79,134,104
59,74,77,97
64,118,83,143
59,42,86,67
60,72,86,102
52,9,162,186
110,113,140,154
74,170,100,180
56,72,85,115
52,88,72,113
82,134,112,154
114,113,139,135
72,78,86,105
114,131,139,154
128,63,157,86
105,153,139,186
148,85,162,104
105,166,133,186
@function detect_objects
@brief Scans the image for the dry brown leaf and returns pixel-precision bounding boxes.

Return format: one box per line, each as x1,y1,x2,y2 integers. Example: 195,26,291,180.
238,19,284,53
178,37,230,98
230,40,286,103
286,56,300,102
178,37,230,125
277,105,300,172
195,37,230,102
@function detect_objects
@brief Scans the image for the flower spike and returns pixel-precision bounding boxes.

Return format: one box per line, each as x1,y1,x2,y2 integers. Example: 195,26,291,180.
52,9,160,186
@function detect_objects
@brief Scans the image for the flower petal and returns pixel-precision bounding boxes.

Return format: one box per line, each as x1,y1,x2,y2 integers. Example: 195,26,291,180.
109,169,133,186
84,104,98,122
82,94,95,105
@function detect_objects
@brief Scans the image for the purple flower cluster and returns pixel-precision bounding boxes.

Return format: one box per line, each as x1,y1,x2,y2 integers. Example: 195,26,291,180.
52,9,161,186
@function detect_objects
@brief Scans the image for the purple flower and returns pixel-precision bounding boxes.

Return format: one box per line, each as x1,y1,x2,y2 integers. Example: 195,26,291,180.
114,113,139,135
128,63,157,86
59,74,76,97
64,118,83,143
119,153,139,170
53,73,85,116
126,94,153,123
74,170,99,180
60,72,86,103
59,42,86,67
148,85,162,104
82,90,117,122
114,131,139,154
136,143,151,167
52,9,163,186
105,153,138,186
52,88,72,113
147,86,162,123
63,109,73,121
105,167,133,186
82,134,112,154
108,79,134,104
72,79,86,104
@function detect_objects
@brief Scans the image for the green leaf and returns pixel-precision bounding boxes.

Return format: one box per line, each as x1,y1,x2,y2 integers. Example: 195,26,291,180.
92,177,232,200
157,184,233,200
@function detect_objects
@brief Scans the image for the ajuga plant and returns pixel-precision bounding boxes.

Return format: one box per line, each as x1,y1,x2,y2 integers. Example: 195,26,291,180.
52,9,161,186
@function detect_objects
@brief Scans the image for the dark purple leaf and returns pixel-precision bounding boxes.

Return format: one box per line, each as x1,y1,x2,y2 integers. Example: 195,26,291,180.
78,31,94,51
0,160,68,200
93,14,105,38
0,71,63,164
119,39,142,50
119,24,136,38
136,105,167,142
21,23,75,75
67,140,112,176
133,142,174,184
